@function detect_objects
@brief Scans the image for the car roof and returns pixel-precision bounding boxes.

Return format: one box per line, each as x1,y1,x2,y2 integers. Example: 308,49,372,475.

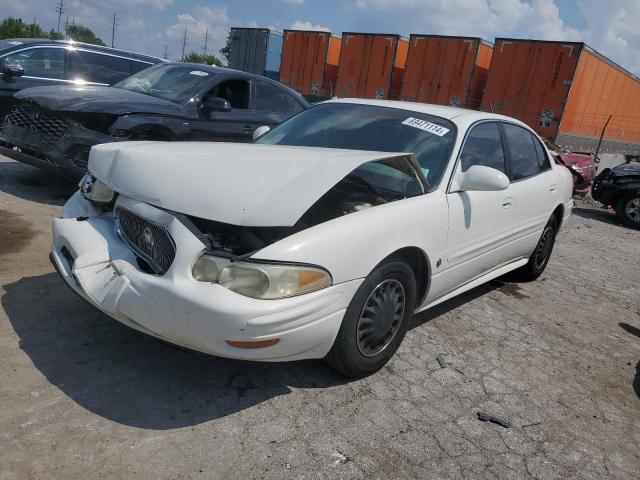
325,98,520,123
0,38,164,63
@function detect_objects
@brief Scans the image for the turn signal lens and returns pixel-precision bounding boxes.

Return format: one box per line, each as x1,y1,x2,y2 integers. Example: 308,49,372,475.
226,339,280,349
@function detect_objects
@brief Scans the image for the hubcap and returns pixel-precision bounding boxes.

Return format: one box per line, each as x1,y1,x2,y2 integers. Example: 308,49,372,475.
625,197,640,223
356,279,405,357
534,226,554,270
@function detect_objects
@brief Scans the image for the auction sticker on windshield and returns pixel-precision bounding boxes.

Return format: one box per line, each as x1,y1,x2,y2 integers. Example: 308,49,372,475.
402,118,450,137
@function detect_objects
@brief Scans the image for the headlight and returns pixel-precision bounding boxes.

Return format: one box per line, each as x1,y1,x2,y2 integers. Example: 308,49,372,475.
192,255,332,299
79,172,115,204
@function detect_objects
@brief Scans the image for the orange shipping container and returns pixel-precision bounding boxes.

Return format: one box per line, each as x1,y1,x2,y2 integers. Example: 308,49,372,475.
336,33,408,100
401,35,493,109
280,30,342,97
482,38,640,155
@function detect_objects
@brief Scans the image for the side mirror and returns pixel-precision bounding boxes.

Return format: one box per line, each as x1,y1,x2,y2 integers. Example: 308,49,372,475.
201,96,231,113
2,60,24,78
252,125,270,140
458,165,509,191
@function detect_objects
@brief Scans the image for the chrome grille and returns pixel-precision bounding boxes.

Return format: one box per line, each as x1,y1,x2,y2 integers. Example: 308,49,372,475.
0,104,70,147
115,207,176,275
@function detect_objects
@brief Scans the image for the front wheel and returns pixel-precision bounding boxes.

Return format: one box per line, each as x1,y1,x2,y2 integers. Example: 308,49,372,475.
616,193,640,229
511,215,558,282
325,257,416,377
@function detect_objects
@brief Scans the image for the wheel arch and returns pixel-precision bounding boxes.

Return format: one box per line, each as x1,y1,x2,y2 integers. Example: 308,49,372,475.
378,246,431,309
552,203,564,229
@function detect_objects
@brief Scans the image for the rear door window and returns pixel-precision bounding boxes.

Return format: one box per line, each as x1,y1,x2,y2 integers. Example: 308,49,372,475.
3,47,65,79
503,123,544,180
459,122,506,174
254,80,304,114
533,136,551,170
68,50,132,84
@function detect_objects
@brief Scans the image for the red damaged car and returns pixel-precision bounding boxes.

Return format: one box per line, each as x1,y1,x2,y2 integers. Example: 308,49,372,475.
544,140,596,194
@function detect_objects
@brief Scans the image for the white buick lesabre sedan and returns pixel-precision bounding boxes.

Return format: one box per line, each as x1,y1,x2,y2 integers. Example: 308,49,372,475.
51,99,573,377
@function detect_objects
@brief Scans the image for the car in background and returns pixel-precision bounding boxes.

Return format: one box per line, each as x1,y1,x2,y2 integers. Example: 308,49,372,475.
51,99,573,377
592,162,640,229
543,139,596,194
0,38,164,119
0,62,309,177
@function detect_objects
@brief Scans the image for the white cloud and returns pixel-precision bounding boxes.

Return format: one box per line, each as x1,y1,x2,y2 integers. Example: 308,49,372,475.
289,20,330,32
165,6,230,61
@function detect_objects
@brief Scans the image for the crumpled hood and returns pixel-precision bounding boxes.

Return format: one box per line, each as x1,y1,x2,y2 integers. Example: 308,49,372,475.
89,142,406,226
15,85,188,116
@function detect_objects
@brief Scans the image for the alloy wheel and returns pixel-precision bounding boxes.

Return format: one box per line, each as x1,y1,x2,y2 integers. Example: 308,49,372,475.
624,197,640,224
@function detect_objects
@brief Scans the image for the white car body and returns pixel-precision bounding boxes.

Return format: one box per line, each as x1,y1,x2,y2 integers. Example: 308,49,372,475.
51,99,574,366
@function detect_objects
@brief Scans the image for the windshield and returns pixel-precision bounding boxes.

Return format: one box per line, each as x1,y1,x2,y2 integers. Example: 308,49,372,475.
113,64,214,103
257,103,456,186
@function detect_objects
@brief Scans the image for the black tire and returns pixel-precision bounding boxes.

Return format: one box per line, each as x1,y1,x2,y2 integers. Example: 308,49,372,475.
325,257,416,377
511,215,559,282
615,193,640,229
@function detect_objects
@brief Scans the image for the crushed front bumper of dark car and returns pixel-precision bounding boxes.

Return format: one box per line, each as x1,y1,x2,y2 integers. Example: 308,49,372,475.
0,103,114,178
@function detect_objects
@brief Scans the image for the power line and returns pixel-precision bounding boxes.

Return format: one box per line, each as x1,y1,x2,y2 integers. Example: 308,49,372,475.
56,0,64,33
181,26,188,60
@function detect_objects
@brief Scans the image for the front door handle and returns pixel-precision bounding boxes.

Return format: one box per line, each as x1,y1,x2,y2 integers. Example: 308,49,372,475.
550,184,558,193
502,199,513,208
241,125,254,133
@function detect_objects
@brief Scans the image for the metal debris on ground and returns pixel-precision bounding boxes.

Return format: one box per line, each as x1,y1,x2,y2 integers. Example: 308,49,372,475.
477,412,512,428
330,450,350,466
436,353,446,368
521,421,542,428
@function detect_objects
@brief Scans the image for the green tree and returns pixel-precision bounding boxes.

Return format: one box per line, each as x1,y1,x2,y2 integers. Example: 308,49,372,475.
220,32,231,63
181,51,223,66
0,17,48,39
49,29,64,40
66,24,105,46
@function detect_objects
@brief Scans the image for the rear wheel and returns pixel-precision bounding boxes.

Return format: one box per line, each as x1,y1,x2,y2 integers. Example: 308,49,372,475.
511,215,558,282
616,193,640,229
325,257,416,377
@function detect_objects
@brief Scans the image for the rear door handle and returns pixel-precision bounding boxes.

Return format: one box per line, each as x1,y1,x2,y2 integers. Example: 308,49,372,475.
502,200,513,208
241,125,254,133
550,184,558,193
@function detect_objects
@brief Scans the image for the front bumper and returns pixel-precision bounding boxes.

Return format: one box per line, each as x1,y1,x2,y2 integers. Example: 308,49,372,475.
51,193,362,361
0,121,114,178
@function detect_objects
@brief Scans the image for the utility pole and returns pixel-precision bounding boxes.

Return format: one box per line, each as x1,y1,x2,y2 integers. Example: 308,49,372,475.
111,12,118,48
181,26,188,60
56,0,64,34
64,16,69,40
203,27,209,57
163,45,169,60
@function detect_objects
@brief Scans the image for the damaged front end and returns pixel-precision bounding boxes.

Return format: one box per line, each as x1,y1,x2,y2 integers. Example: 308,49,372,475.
0,102,119,176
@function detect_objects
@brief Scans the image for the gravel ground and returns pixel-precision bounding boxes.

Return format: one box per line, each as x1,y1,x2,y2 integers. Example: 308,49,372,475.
1,155,639,480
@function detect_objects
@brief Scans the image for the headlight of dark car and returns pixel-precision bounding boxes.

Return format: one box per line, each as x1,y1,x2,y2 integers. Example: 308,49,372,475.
79,172,115,204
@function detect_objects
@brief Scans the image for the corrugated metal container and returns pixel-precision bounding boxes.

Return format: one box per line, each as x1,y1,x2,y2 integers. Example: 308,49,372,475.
482,38,640,154
280,30,342,97
229,27,283,80
335,33,408,100
400,35,493,109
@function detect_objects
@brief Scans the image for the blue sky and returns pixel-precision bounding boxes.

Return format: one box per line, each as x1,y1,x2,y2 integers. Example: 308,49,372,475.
1,0,639,74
